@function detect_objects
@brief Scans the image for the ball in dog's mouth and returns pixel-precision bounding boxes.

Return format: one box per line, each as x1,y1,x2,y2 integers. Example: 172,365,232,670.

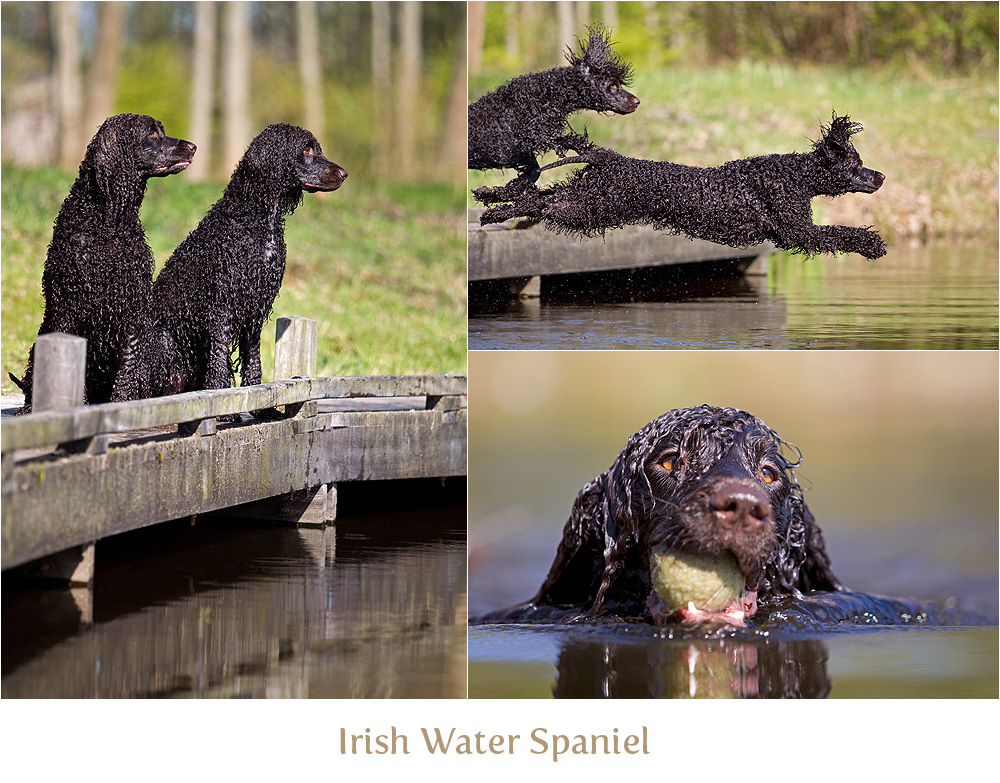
647,549,753,627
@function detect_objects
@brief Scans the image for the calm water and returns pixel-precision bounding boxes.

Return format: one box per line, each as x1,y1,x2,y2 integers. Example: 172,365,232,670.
469,523,998,699
469,241,998,349
2,484,467,698
468,624,998,698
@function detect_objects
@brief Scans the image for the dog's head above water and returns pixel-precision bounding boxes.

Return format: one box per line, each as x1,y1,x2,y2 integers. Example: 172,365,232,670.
516,406,841,626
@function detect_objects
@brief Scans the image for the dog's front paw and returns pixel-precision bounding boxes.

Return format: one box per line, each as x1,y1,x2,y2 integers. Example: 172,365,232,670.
859,229,887,259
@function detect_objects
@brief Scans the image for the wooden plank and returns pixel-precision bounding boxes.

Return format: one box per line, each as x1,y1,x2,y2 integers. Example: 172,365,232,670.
208,483,336,527
2,407,467,569
468,207,772,282
1,374,467,453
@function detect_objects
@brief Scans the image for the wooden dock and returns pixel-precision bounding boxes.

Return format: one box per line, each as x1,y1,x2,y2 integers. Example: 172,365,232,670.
468,207,773,300
1,317,466,580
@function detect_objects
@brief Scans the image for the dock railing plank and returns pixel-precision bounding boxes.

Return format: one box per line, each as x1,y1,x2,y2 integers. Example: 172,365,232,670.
1,374,467,454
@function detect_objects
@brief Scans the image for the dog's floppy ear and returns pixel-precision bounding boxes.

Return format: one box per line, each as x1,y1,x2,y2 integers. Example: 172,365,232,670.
531,474,611,609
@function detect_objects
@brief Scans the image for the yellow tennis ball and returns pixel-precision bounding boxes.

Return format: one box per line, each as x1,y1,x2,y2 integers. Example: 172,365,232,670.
649,549,745,612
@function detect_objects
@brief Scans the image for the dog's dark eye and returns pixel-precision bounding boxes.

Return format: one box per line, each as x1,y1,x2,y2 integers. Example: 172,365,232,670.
760,465,779,484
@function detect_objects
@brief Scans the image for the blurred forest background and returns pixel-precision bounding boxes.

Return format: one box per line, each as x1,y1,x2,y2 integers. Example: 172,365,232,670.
469,1,998,243
2,1,468,390
470,1,997,75
2,0,467,181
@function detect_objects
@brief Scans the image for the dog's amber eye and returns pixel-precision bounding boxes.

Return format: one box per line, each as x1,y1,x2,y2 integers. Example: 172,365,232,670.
304,147,314,156
661,455,678,471
760,466,778,484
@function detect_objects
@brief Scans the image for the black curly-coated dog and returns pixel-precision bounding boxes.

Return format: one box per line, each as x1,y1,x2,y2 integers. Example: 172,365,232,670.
484,406,842,626
142,124,346,410
477,114,887,259
468,24,639,179
9,114,195,413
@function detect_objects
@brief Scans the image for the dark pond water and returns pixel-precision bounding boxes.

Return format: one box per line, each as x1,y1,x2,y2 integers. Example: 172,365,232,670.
2,481,467,698
469,241,998,349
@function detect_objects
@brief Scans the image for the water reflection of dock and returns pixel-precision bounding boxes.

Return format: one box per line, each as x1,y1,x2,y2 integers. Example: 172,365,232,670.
3,515,467,698
469,208,773,301
1,317,466,581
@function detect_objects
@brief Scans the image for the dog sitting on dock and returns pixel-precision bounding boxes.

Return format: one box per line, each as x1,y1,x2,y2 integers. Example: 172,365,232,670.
9,114,195,413
476,113,887,259
141,124,346,415
468,24,639,182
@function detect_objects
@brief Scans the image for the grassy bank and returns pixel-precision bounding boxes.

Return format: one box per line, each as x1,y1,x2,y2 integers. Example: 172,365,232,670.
470,62,999,242
1,166,467,395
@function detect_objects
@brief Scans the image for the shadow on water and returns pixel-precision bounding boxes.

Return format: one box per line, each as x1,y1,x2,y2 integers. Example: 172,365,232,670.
2,478,467,699
468,240,998,350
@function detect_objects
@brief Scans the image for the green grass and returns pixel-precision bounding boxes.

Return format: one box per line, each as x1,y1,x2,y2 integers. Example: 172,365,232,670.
1,166,467,394
470,62,999,241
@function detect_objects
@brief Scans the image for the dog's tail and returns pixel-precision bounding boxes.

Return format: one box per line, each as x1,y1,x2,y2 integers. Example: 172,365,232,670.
8,372,26,392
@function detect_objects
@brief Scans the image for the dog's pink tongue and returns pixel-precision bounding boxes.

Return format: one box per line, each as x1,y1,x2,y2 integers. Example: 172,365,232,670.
647,590,758,628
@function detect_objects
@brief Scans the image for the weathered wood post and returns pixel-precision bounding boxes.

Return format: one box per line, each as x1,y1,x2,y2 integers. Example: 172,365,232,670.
272,315,334,526
30,333,96,585
274,315,317,380
32,332,86,412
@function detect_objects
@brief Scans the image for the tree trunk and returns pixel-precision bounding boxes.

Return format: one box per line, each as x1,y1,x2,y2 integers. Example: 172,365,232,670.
371,1,392,179
504,2,520,63
296,0,325,141
222,0,251,177
52,1,84,171
435,5,467,182
602,1,618,29
84,1,125,138
189,1,217,182
394,1,421,181
468,1,486,74
556,1,575,62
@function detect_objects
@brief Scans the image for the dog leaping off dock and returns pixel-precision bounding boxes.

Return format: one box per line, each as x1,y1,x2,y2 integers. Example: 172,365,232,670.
476,113,886,260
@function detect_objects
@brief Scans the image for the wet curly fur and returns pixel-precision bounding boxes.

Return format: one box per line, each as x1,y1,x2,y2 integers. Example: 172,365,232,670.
142,124,347,408
488,406,841,623
9,114,195,413
468,24,639,179
477,114,887,259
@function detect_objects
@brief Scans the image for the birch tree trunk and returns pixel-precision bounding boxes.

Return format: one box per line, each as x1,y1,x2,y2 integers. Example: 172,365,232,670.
296,0,325,141
222,1,251,177
435,6,468,182
84,1,125,138
189,1,217,182
371,1,392,179
53,1,84,170
394,1,421,180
